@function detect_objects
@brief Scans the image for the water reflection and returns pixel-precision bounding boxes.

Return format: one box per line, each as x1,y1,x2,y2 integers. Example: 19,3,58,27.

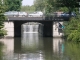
64,42,80,60
0,38,14,60
0,36,80,60
14,33,44,60
53,38,64,55
0,37,65,60
42,37,53,60
53,38,64,60
0,42,4,60
21,33,43,52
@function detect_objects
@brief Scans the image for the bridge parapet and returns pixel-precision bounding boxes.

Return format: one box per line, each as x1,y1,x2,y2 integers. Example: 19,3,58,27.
7,16,70,21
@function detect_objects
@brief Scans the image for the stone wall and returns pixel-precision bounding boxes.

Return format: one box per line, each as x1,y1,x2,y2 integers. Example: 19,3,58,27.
4,22,14,37
53,22,64,37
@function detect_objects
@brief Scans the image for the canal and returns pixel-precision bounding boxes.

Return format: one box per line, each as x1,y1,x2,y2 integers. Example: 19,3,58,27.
0,35,80,60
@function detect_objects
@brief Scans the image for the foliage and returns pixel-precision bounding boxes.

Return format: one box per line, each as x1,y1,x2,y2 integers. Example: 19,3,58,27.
4,0,22,11
55,0,79,12
0,29,7,36
64,17,80,42
33,0,79,13
58,7,68,12
33,0,79,14
0,0,7,36
33,0,55,14
21,5,35,13
57,0,80,42
34,0,45,11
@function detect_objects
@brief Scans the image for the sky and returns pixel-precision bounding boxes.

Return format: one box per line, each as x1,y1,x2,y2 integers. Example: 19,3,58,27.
22,0,34,6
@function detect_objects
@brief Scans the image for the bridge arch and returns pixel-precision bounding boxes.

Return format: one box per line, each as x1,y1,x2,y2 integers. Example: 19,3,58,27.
14,21,53,37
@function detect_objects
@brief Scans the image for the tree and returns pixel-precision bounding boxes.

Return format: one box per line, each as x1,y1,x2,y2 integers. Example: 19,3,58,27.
64,17,80,42
5,0,22,11
21,5,35,13
0,0,7,36
33,0,55,14
45,0,54,13
34,0,45,11
55,0,79,12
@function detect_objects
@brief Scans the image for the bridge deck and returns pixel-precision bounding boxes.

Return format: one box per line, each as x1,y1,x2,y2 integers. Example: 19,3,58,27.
7,16,70,21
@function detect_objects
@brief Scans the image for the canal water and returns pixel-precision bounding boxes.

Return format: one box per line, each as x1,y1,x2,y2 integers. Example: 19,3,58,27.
0,35,80,60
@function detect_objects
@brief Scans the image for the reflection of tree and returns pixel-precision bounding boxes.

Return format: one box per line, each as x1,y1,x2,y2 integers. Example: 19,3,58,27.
65,42,80,60
0,42,4,60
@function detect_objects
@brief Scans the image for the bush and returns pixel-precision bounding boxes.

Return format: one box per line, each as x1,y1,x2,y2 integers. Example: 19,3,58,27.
64,16,80,42
0,29,7,36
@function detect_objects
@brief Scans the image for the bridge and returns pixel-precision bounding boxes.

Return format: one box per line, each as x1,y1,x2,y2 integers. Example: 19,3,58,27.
7,16,69,21
4,16,70,37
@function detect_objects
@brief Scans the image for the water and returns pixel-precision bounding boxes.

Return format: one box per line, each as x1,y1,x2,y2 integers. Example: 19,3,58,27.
0,22,80,60
0,36,80,60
